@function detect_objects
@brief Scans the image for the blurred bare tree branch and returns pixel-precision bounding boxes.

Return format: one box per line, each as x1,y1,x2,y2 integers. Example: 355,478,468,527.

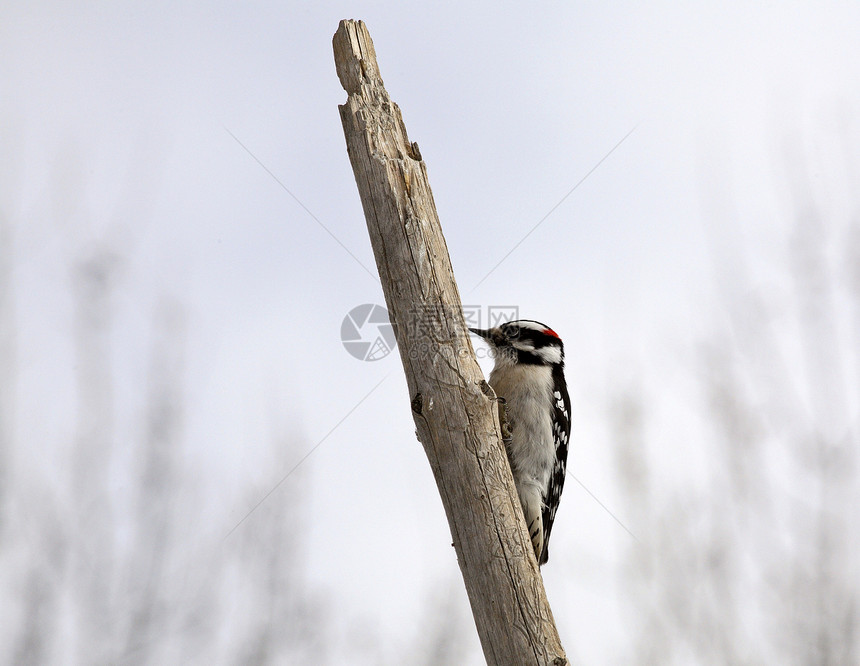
0,158,339,665
615,127,860,664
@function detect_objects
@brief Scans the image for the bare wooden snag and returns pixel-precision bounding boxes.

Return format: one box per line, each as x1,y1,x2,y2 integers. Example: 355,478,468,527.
333,19,568,666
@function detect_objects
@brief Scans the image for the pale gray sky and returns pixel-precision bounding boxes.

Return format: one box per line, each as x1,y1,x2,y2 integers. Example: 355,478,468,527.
3,2,859,663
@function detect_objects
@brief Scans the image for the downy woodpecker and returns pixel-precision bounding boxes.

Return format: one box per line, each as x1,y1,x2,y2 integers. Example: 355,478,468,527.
470,320,570,565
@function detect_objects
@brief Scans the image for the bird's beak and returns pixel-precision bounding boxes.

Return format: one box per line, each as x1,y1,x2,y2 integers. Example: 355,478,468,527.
469,327,499,344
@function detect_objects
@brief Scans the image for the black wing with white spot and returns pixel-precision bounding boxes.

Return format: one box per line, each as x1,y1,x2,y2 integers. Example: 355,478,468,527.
540,364,571,565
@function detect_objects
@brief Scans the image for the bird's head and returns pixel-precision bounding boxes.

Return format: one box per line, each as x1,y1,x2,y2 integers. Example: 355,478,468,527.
469,319,564,367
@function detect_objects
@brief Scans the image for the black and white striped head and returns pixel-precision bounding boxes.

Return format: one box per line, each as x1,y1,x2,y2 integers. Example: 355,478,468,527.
469,320,564,367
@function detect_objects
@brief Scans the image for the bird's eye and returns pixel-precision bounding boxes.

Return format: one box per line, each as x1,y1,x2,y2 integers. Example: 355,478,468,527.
506,325,521,339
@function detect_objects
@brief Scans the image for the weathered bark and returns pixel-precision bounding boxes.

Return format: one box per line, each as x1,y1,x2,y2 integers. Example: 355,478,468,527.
333,19,567,665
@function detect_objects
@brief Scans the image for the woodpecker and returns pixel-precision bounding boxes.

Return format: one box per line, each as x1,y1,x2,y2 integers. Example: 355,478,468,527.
469,320,571,565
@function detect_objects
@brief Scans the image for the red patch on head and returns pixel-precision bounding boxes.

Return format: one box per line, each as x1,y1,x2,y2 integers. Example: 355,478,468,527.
543,328,560,339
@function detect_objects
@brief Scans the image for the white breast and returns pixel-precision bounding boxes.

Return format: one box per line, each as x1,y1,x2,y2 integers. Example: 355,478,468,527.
488,364,555,494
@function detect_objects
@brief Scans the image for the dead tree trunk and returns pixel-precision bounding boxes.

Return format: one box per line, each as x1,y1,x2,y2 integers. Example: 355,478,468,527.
333,19,567,666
